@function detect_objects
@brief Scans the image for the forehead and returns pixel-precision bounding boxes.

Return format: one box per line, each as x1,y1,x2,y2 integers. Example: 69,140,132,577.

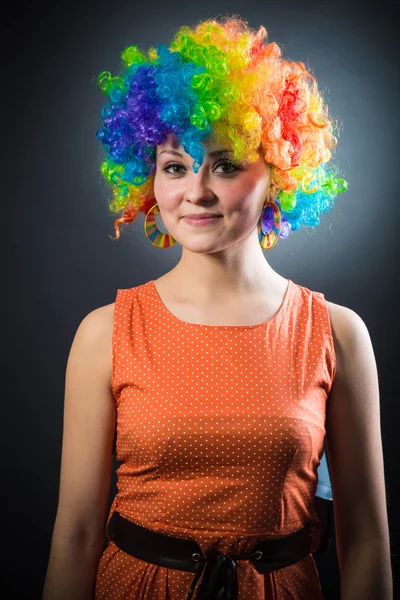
156,133,233,155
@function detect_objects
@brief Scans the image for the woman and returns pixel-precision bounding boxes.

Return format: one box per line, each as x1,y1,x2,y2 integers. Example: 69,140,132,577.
42,16,392,600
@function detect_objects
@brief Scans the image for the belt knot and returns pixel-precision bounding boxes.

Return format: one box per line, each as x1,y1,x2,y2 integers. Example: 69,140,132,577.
186,547,259,600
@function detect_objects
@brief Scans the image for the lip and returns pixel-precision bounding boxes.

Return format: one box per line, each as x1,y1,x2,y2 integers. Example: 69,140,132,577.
183,215,223,227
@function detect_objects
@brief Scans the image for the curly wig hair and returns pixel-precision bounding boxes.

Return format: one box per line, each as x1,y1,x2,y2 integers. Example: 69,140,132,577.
95,15,347,241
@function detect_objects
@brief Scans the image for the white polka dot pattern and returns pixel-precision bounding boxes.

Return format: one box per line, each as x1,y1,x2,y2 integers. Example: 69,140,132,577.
94,278,336,599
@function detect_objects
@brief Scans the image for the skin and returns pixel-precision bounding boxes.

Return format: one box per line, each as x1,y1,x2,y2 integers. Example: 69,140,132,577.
152,132,289,323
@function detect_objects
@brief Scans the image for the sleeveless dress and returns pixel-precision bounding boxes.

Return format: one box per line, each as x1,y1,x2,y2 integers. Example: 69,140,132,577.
94,278,336,599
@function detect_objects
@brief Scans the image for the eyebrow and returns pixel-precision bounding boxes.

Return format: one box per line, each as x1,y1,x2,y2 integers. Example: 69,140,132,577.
157,149,233,159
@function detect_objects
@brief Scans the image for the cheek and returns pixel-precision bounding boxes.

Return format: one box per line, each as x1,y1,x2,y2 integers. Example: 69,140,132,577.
225,176,268,214
153,176,180,208
153,174,165,198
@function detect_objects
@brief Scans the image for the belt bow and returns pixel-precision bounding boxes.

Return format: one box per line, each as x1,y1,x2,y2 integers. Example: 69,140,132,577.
187,547,258,600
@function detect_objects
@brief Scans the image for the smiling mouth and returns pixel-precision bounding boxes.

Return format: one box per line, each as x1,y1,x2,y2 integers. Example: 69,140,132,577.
182,215,223,226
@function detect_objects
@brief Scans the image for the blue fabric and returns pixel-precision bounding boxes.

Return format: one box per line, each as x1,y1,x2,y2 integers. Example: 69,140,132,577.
316,445,333,501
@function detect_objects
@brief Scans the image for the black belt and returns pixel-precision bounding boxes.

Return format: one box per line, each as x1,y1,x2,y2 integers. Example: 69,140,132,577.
107,511,313,600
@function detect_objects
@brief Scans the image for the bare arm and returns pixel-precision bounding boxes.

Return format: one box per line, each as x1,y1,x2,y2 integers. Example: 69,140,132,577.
326,302,393,600
42,304,116,600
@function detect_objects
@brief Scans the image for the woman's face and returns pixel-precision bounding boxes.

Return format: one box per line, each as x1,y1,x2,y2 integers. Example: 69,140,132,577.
153,133,274,253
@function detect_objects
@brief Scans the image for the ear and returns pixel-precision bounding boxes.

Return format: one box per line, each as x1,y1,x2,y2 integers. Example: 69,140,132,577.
268,183,279,203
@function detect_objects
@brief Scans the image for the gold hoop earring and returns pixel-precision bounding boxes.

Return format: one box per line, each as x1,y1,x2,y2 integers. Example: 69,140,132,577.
144,203,177,248
258,200,281,250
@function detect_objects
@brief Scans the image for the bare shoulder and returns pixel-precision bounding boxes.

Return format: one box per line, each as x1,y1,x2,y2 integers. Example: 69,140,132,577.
80,301,115,335
326,298,366,336
325,299,371,376
84,301,115,333
75,301,116,385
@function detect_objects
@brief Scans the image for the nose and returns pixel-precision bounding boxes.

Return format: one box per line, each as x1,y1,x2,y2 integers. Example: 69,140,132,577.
183,168,217,204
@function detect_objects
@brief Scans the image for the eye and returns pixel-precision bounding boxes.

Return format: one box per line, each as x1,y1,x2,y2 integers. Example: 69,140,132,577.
163,163,185,175
163,159,240,175
214,160,240,174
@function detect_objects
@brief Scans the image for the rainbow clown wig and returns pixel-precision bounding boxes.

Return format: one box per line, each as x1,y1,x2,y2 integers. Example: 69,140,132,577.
95,15,347,242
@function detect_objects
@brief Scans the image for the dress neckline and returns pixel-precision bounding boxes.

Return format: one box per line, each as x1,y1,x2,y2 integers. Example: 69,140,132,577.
148,278,294,330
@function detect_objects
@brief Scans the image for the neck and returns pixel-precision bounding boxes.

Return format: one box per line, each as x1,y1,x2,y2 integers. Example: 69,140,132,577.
167,247,281,301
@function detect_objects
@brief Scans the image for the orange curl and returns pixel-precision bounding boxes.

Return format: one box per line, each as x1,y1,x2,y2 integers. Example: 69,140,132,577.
308,113,330,128
112,205,139,240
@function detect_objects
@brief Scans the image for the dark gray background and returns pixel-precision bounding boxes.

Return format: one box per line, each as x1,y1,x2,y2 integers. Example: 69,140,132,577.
3,0,399,597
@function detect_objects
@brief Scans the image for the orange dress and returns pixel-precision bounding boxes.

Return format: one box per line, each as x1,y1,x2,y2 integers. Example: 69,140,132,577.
94,278,336,599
